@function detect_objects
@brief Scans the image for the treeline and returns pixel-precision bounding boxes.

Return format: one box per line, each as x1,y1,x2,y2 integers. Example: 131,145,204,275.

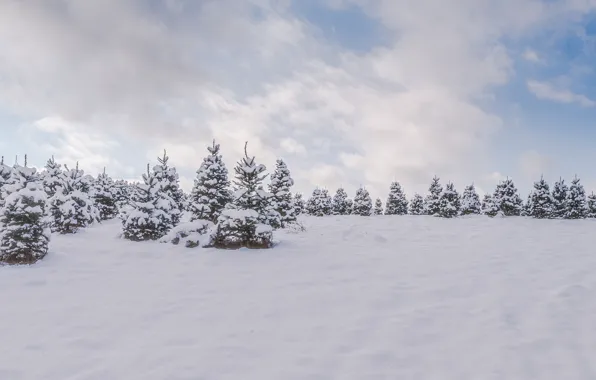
303,176,596,219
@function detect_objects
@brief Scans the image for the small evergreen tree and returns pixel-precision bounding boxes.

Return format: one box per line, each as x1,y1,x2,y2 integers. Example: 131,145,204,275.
42,156,64,199
522,193,532,217
565,176,587,219
529,177,552,219
345,198,354,215
211,143,277,248
551,178,568,218
424,176,442,216
0,163,50,265
385,182,408,215
293,193,305,215
121,164,177,241
320,189,333,216
374,198,383,215
306,188,324,216
268,159,297,227
93,168,119,220
409,193,425,215
352,187,372,216
332,187,351,215
50,163,100,234
113,180,131,208
460,184,481,215
153,150,183,226
493,178,523,216
587,192,596,218
189,141,232,223
482,194,499,217
438,182,460,218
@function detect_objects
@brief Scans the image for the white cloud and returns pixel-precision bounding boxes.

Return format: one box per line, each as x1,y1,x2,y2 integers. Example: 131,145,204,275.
527,80,596,107
523,49,542,63
1,0,596,196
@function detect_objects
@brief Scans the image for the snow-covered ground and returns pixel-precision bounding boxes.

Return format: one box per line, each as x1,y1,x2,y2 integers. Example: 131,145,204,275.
2,215,596,379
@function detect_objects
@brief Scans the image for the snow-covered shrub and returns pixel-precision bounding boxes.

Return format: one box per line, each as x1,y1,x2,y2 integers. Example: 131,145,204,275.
332,188,351,215
493,178,523,216
374,198,383,215
385,182,408,215
528,177,552,219
268,159,297,227
438,182,460,218
160,220,214,248
482,194,499,217
211,209,274,249
565,176,587,219
551,178,568,218
424,176,442,216
293,193,305,215
93,169,119,220
409,193,425,215
460,184,481,215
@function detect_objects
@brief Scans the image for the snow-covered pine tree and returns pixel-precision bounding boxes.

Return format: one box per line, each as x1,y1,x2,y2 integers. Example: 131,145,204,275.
587,192,596,218
0,163,50,265
493,178,523,216
113,180,131,208
50,162,100,234
551,178,568,219
409,193,425,215
189,141,232,223
332,187,351,215
306,188,323,216
352,187,372,216
211,143,278,248
424,176,443,216
482,194,499,217
121,164,178,241
268,159,297,227
93,168,119,220
528,177,552,219
153,150,183,226
320,189,333,216
522,193,532,217
565,176,587,219
460,184,481,215
438,182,461,218
293,193,305,215
345,198,354,215
385,182,408,215
0,156,13,208
41,156,64,200
374,198,383,215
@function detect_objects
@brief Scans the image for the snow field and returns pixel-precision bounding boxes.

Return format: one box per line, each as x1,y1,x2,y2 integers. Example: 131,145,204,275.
1,215,596,379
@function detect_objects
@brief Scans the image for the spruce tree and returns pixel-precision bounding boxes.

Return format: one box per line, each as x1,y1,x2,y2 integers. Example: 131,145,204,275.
212,143,277,248
424,176,442,216
385,182,408,215
293,193,305,215
93,169,119,220
268,159,297,227
522,193,532,217
41,156,64,199
374,198,383,215
121,164,177,241
482,194,499,217
306,188,323,216
320,189,333,216
345,198,354,215
438,182,461,218
153,150,183,226
551,178,568,218
409,193,425,215
587,193,596,218
352,187,372,216
332,188,351,215
529,177,552,219
113,180,131,208
493,178,523,216
50,163,100,234
565,176,587,219
460,184,481,215
0,163,50,265
189,141,232,223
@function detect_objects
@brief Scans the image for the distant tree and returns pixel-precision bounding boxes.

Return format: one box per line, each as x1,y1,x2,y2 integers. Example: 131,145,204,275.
320,189,333,216
460,184,481,215
565,176,587,219
438,182,461,218
41,156,64,199
424,176,442,216
374,198,383,215
153,150,184,226
551,178,568,218
493,178,523,216
482,194,499,217
93,168,119,220
352,187,372,216
385,182,408,215
409,193,425,215
332,188,351,215
293,193,305,215
587,192,596,218
528,177,552,219
306,188,324,217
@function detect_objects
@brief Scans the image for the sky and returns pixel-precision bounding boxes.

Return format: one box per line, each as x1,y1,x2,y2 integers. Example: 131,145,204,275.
2,0,596,199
